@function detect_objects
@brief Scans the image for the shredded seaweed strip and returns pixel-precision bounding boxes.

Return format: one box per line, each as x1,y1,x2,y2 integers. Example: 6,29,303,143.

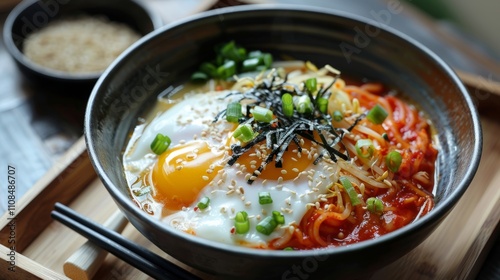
214,71,364,184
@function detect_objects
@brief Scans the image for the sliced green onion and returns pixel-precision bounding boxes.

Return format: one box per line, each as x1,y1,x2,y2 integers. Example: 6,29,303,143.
216,60,236,79
190,71,208,82
199,62,217,77
132,186,151,197
226,102,242,123
305,78,317,93
256,216,277,235
282,93,294,117
366,197,384,214
258,192,273,205
220,41,246,62
262,53,273,68
248,50,263,58
355,139,375,159
251,106,273,123
366,104,388,124
283,247,294,251
386,151,402,172
150,133,171,155
272,211,285,225
295,95,313,114
232,124,255,143
242,57,261,72
339,176,361,206
235,211,250,234
333,110,343,122
382,133,389,141
317,97,328,114
197,196,210,210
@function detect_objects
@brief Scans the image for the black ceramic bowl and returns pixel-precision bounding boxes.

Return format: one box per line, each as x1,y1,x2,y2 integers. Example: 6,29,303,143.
85,5,482,279
3,0,163,89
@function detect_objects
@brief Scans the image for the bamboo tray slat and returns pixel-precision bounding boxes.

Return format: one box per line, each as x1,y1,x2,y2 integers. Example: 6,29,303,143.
0,106,499,279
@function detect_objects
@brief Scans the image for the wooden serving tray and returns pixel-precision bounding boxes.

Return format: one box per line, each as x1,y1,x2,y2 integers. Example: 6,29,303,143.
0,98,499,279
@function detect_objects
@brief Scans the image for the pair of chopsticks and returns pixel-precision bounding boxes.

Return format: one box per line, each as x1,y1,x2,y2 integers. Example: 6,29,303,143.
51,202,201,280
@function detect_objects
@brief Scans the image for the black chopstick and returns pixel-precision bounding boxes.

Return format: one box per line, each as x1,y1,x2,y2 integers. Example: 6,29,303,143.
51,202,201,280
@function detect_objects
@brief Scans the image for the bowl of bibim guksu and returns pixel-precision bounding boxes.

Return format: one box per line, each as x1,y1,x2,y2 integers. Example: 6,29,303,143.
3,0,163,89
85,5,482,279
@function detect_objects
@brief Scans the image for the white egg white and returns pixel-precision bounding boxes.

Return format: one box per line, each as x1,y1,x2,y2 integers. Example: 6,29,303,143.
123,88,339,248
165,160,339,248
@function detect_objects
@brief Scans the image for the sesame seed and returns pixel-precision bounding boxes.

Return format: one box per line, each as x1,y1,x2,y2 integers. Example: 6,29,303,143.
278,177,283,184
254,170,261,175
256,215,261,220
315,202,320,209
291,157,298,162
276,184,283,189
245,201,251,206
245,173,251,181
240,195,245,201
292,168,299,173
202,176,209,181
249,160,257,165
281,169,288,175
383,179,393,187
226,190,235,195
316,182,322,188
239,187,245,194
249,176,257,181
176,166,183,171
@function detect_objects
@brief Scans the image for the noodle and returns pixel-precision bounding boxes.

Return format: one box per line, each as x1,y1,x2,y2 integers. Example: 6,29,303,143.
124,61,438,250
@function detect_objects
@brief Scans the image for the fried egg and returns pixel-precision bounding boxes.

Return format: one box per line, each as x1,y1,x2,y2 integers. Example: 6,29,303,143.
123,89,339,248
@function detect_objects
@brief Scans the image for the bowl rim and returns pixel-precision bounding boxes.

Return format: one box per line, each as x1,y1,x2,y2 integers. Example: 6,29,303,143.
85,4,483,259
2,0,164,82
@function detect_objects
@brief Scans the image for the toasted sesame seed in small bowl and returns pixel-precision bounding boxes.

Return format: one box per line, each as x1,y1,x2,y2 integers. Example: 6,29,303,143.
3,0,163,89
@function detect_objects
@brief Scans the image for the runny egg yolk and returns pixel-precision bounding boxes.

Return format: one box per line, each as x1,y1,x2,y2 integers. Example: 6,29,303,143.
236,138,314,181
151,141,225,210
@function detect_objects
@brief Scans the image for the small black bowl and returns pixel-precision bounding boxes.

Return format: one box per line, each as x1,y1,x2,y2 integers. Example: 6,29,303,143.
3,0,163,90
85,5,482,279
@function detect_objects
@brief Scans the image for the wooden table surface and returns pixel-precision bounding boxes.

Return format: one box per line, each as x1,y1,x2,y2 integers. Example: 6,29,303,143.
0,0,499,279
